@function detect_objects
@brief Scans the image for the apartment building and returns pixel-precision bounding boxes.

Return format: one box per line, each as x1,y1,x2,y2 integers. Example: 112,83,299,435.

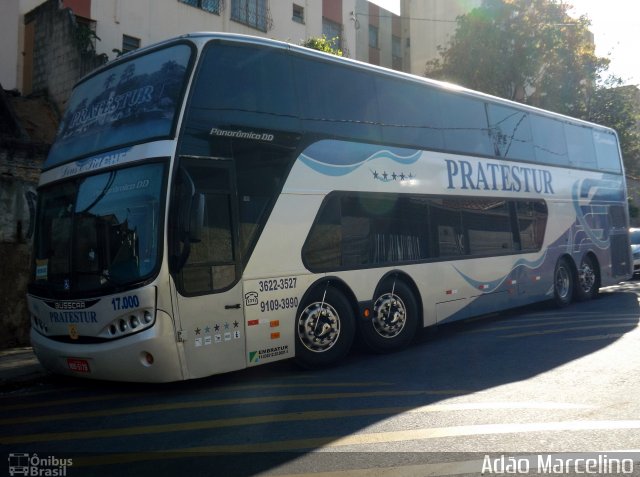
2,0,481,105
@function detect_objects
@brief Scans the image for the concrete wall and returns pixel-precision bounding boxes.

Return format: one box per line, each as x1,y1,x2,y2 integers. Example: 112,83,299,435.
27,0,107,113
0,142,47,349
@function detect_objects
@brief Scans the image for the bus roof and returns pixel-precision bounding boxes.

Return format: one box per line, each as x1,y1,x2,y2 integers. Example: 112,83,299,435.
75,32,617,137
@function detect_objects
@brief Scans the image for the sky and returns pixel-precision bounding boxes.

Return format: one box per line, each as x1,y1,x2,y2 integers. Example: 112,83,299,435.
569,0,639,86
370,0,638,86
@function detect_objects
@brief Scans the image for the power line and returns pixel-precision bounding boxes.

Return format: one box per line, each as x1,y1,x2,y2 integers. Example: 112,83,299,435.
353,12,458,24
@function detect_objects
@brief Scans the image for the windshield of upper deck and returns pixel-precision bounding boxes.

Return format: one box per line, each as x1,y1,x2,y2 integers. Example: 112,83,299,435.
45,43,192,168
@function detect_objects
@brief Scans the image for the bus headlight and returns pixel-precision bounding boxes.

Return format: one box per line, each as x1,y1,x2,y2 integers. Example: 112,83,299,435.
101,309,156,339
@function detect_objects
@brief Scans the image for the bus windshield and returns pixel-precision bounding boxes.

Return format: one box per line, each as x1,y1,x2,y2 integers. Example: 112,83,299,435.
32,162,165,295
45,43,192,168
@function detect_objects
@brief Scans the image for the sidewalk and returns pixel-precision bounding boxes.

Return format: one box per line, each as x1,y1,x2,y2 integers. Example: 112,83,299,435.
0,347,49,390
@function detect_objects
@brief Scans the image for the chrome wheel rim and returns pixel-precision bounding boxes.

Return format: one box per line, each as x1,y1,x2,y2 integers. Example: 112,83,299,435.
555,265,571,300
579,261,596,293
372,293,407,339
297,302,341,353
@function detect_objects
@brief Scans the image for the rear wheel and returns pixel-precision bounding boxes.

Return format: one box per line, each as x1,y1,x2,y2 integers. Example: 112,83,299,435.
553,257,574,307
294,286,355,368
359,279,418,353
576,254,599,301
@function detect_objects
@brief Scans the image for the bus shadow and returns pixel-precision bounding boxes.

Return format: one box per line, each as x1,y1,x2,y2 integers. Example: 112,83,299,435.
36,288,640,476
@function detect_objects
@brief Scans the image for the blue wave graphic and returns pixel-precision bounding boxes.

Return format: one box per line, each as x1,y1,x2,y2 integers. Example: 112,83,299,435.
299,140,421,177
572,180,611,250
453,251,548,294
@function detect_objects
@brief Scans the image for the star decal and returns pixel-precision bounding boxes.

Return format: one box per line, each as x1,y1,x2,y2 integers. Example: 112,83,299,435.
372,169,415,183
233,321,239,328
214,324,220,332
224,322,230,330
195,327,201,335
204,326,211,334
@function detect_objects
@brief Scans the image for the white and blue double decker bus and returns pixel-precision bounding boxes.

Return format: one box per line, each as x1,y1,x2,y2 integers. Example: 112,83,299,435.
27,33,631,382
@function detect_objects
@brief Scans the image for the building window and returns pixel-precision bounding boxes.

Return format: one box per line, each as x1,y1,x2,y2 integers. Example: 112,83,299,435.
178,0,221,14
292,3,304,23
322,18,342,51
231,0,271,32
369,25,379,49
122,35,141,54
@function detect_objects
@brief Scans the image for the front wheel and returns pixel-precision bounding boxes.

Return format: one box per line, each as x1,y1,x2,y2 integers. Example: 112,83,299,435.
359,279,419,353
553,257,574,307
294,286,355,369
575,254,599,301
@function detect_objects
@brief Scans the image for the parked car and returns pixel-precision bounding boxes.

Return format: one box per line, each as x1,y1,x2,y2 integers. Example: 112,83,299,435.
630,228,640,275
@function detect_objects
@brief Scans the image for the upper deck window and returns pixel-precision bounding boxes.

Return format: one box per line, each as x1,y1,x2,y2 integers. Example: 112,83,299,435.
46,43,192,169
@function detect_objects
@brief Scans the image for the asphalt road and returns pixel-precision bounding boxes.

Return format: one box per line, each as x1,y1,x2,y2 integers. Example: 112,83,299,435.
2,282,640,476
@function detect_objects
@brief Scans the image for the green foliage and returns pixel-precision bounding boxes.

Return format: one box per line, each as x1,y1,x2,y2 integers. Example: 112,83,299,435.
301,35,343,57
425,0,605,117
73,22,100,55
426,0,640,173
587,80,640,175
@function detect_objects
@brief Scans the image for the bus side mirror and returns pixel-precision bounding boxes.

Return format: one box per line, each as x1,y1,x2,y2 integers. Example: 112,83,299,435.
188,193,205,243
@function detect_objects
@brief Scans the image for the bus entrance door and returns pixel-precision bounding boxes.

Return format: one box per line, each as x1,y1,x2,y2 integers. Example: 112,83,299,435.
172,157,246,379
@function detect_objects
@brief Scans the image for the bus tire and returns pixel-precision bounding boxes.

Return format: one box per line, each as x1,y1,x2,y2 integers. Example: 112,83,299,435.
553,257,574,307
360,279,418,353
294,286,355,369
576,254,599,301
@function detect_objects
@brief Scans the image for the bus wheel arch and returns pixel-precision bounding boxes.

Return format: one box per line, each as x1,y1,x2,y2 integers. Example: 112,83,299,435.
359,271,421,353
575,252,600,301
294,278,356,369
553,255,576,307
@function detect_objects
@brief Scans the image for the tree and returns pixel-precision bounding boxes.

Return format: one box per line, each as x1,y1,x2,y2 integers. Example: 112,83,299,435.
301,35,343,57
588,81,640,175
425,0,607,117
426,0,640,173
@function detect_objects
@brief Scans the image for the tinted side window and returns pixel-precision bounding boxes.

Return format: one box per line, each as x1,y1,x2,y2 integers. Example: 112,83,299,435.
462,199,514,256
565,123,597,169
302,192,548,272
515,201,547,251
430,198,466,257
487,104,535,161
197,42,295,117
530,114,569,166
593,131,622,173
376,76,444,150
439,94,493,156
302,193,429,270
294,56,381,142
302,195,342,271
171,158,237,295
181,42,298,156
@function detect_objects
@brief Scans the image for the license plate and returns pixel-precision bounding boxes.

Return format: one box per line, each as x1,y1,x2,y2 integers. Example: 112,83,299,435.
67,358,90,373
